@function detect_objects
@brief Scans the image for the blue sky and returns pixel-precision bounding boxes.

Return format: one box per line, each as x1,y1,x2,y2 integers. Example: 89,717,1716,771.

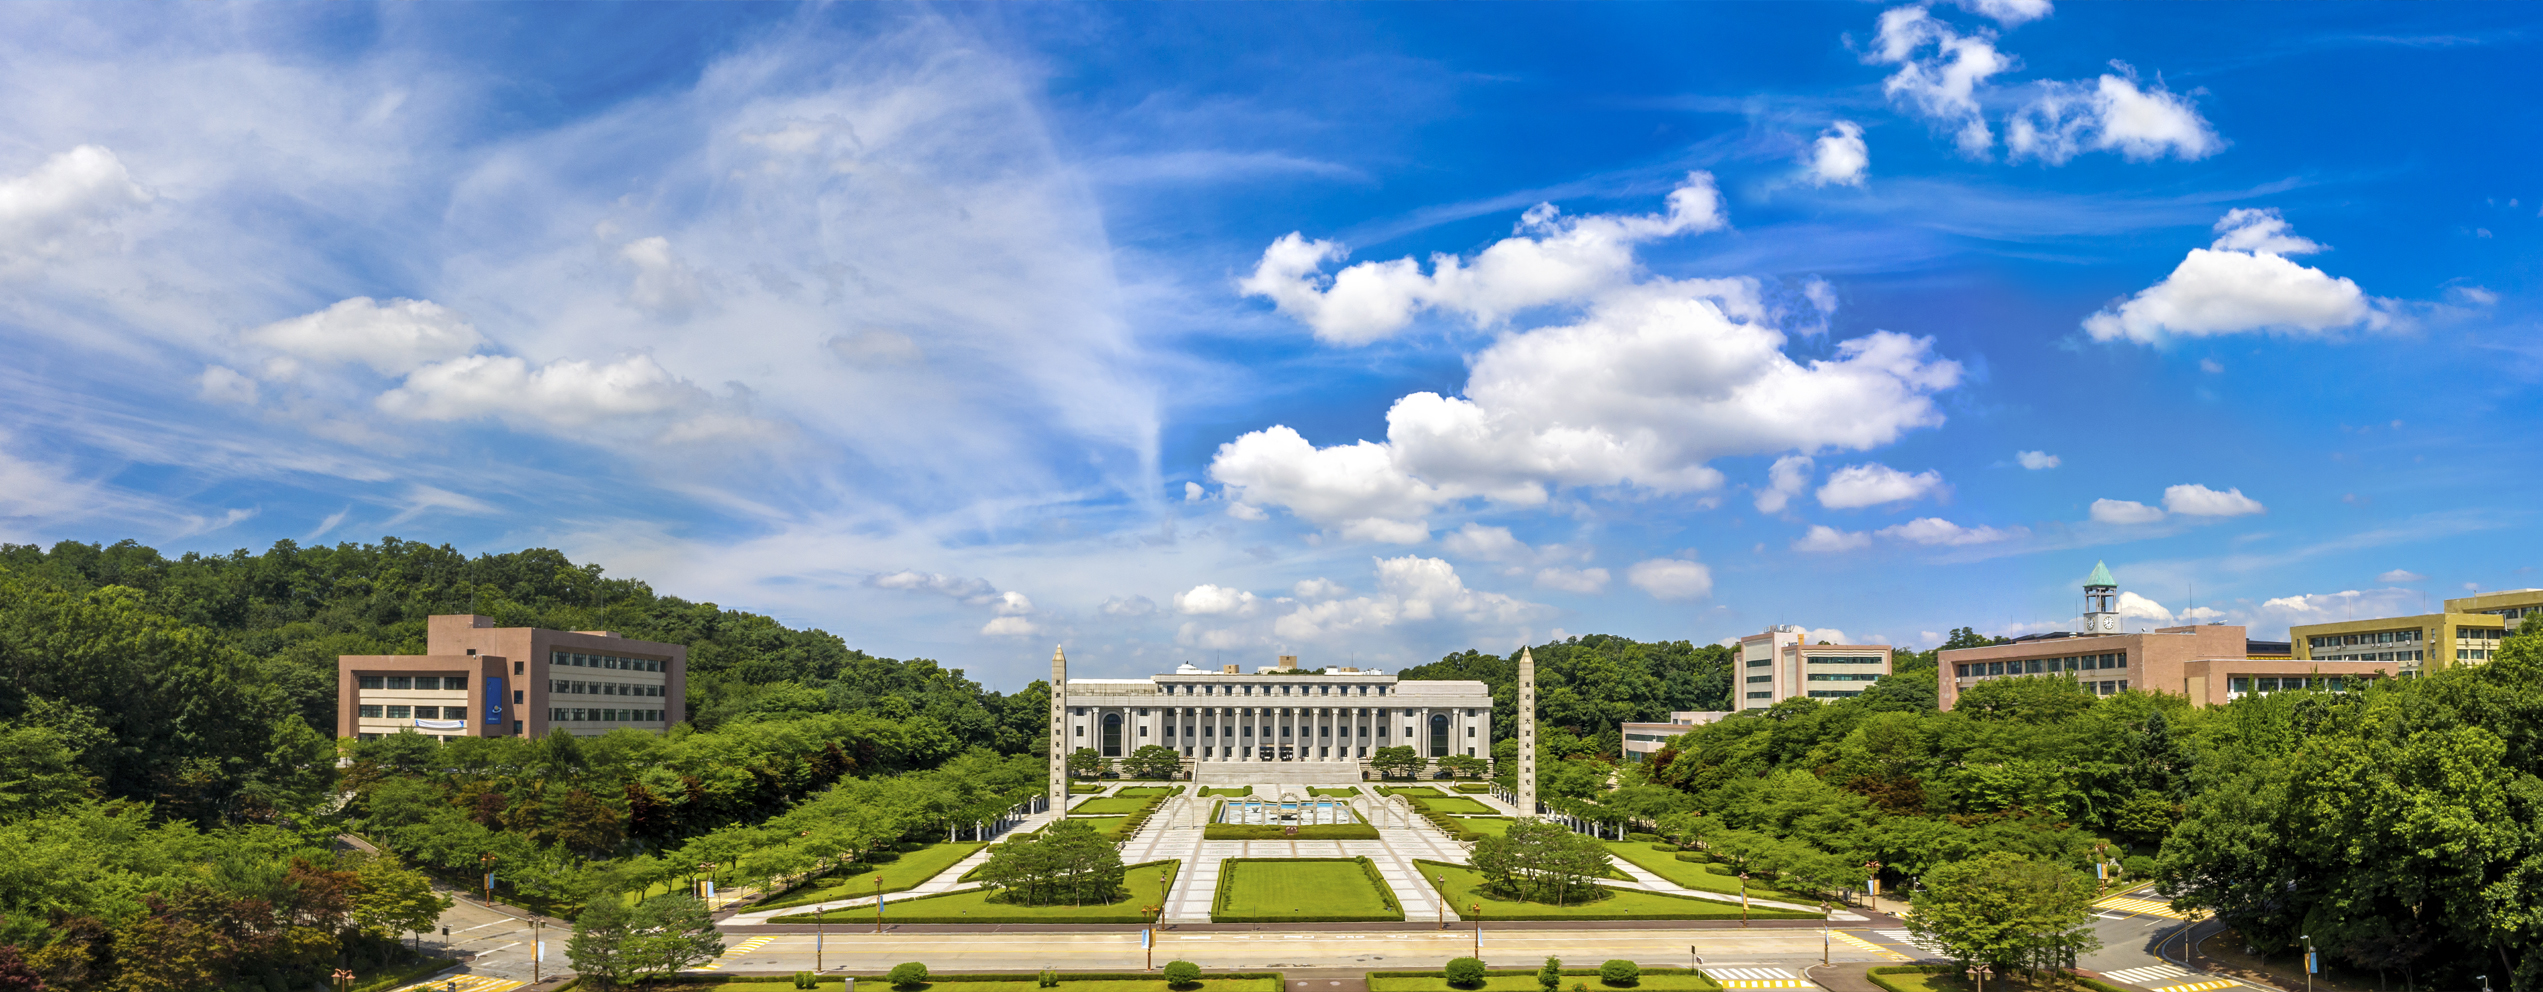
2,3,2536,688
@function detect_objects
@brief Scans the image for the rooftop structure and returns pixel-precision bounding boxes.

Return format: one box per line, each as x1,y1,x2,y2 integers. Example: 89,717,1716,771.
1620,711,1729,763
1051,651,1492,786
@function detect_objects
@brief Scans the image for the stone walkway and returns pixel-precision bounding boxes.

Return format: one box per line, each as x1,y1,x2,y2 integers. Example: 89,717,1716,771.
721,805,1062,925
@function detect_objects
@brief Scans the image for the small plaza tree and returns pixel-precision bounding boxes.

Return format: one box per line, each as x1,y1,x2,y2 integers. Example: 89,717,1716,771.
1471,819,1612,906
1439,754,1488,779
1907,851,2101,982
1371,746,1424,780
1124,744,1184,780
975,818,1127,907
1067,747,1108,780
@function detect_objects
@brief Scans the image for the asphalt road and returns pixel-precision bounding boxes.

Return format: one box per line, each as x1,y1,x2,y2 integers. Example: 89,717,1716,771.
690,926,1928,975
426,894,571,983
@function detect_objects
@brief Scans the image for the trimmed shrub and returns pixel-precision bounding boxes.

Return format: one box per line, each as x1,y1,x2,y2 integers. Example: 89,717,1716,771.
888,963,930,989
1598,960,1640,987
1444,958,1488,988
1037,969,1060,988
1163,961,1202,988
1538,957,1563,992
1625,832,1660,843
1674,851,1712,863
2123,855,2157,879
793,972,819,990
1704,863,1734,875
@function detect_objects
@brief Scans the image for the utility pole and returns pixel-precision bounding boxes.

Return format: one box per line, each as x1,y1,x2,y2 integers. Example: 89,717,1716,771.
1739,874,1750,927
875,876,885,934
529,920,545,983
2301,934,2313,992
1435,876,1447,929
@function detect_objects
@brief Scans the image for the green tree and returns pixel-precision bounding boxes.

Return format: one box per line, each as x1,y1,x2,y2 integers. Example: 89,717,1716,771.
1906,852,2101,980
1598,960,1639,987
1370,746,1423,780
1444,958,1487,988
566,896,633,990
0,722,94,819
1163,960,1202,988
888,963,929,989
349,851,451,941
625,894,723,981
1123,745,1183,780
1537,957,1563,992
1439,754,1488,779
1067,747,1107,779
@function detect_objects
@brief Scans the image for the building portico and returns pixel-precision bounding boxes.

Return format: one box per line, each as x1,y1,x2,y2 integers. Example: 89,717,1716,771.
1052,658,1493,786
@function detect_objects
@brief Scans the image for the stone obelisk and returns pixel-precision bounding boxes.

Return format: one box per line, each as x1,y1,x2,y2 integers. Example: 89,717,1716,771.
1516,646,1537,817
1048,645,1069,819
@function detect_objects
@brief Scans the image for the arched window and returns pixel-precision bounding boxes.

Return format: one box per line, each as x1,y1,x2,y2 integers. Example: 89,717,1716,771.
1102,713,1123,757
1429,713,1450,757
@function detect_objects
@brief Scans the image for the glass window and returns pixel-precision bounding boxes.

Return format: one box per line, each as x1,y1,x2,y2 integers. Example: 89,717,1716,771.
358,676,384,690
386,706,411,719
2026,660,2044,673
386,676,412,690
1987,662,2005,676
2258,677,2279,692
1102,714,1123,756
359,705,382,718
1745,691,1772,699
2227,677,2249,693
413,706,438,719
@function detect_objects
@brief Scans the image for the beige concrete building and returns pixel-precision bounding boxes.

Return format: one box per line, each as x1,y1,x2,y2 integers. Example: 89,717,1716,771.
2447,588,2543,628
1940,563,2392,710
1620,711,1729,763
1056,657,1491,785
1733,625,1894,711
337,614,687,740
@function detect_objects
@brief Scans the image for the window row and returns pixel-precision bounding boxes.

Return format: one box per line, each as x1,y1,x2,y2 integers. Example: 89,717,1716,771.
2457,627,2504,642
551,679,664,697
1071,706,1461,717
1805,656,1886,665
1158,682,1389,696
1805,690,1865,699
2309,630,2421,649
2315,650,2420,663
2228,675,2357,694
549,708,665,722
359,705,467,719
357,675,467,691
551,651,665,672
1176,744,1478,759
1957,654,2124,678
1807,673,1881,682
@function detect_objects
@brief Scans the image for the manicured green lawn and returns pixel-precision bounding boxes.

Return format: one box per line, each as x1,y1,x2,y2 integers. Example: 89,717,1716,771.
753,841,987,911
1411,796,1495,814
1600,842,1811,902
1073,795,1164,814
885,982,1278,992
1454,816,1513,837
1115,786,1182,797
1379,786,1447,797
1308,786,1362,797
1199,786,1250,797
774,860,1179,924
1214,859,1401,921
1368,975,1721,992
1413,860,1819,921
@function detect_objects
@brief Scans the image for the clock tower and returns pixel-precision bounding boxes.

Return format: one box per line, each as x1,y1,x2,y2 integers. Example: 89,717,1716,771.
2082,561,2120,635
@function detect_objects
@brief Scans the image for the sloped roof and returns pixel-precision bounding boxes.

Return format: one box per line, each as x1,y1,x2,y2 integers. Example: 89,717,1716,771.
2086,560,2116,588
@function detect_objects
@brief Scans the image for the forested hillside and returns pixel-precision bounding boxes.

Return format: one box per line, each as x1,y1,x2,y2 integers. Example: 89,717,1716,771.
0,538,1051,992
1639,626,2543,991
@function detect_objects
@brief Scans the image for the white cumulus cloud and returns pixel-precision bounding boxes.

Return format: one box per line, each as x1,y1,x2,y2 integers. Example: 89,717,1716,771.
1755,454,1814,514
1270,556,1540,641
1794,525,1873,553
1173,584,1262,617
1817,462,1946,508
980,615,1041,637
2163,483,2264,517
198,365,258,405
1805,121,1870,187
242,297,486,376
2090,498,2166,525
2007,74,2221,165
2378,569,2426,584
378,353,709,429
1879,517,2026,545
1869,6,2016,155
2015,450,2060,470
2085,209,2389,344
1949,0,2053,25
0,145,151,258
1627,558,1714,600
1237,172,1727,344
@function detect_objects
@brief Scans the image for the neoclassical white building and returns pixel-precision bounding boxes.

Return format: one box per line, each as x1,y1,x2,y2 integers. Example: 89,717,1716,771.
1050,653,1494,786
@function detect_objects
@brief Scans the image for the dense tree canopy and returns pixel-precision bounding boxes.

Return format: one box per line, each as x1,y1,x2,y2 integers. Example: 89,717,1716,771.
1401,634,1738,754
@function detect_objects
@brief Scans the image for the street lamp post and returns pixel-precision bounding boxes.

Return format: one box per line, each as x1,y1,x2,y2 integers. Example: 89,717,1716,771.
479,853,497,905
529,920,545,983
875,876,886,935
2301,934,2312,992
1738,874,1750,927
1435,876,1447,929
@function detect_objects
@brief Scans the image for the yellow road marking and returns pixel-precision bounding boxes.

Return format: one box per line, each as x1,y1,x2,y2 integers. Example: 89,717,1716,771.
700,935,777,971
2153,982,2240,992
389,977,522,992
2094,895,2196,920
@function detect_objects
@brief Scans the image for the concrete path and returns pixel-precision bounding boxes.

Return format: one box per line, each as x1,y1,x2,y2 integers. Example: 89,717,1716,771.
722,806,1062,926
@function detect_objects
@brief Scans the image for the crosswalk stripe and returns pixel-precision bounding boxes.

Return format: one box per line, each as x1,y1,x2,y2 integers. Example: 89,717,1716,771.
699,936,776,971
1715,983,1812,990
2152,982,2240,992
1711,968,1796,979
1874,929,1943,952
389,977,523,992
2103,965,2191,983
1827,932,1908,961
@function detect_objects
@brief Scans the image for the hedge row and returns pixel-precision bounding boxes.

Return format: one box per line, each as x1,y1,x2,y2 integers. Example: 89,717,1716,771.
859,859,1179,924
1368,969,1714,978
862,975,1285,984
1864,966,1954,992
1202,823,1380,840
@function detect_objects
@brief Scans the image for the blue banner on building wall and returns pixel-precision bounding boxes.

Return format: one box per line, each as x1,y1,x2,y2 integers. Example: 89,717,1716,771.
485,677,505,725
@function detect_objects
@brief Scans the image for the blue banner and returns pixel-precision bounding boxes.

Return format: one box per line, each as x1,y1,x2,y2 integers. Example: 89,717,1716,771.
485,677,505,725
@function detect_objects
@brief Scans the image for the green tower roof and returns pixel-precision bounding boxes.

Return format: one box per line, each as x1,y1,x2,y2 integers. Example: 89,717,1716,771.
2086,561,2116,588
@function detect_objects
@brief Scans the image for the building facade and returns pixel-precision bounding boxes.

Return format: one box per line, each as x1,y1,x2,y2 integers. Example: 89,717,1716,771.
2448,588,2543,628
1940,564,2393,710
1055,659,1492,785
1733,626,1894,711
1620,711,1730,763
337,614,688,740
